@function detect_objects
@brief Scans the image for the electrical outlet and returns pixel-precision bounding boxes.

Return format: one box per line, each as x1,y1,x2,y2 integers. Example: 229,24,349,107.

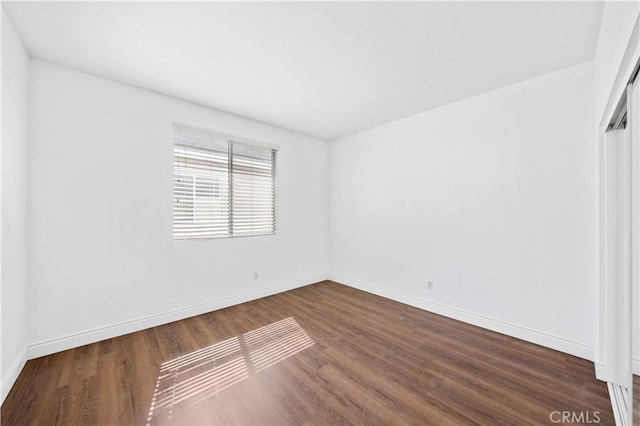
427,281,434,290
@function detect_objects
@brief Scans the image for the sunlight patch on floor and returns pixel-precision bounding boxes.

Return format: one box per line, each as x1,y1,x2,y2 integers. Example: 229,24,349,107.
145,317,314,425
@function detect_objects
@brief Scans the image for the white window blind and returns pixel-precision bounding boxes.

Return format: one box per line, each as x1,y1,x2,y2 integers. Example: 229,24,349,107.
173,126,277,240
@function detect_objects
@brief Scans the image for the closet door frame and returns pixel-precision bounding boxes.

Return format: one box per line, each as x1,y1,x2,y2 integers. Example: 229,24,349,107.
596,15,639,426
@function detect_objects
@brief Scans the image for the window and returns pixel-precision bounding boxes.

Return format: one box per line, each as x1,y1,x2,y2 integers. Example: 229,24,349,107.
173,125,277,240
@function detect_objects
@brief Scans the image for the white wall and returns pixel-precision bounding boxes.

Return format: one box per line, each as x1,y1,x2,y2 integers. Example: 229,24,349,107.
28,60,329,356
1,8,29,401
330,61,596,359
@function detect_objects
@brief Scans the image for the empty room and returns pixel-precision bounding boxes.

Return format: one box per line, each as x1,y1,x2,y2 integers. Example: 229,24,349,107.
1,1,639,424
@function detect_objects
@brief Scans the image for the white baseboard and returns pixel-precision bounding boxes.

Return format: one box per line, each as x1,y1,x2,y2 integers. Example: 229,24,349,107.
329,273,594,361
596,363,611,382
1,347,27,404
27,273,328,359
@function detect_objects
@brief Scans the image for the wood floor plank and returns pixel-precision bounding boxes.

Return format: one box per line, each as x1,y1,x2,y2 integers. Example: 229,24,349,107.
2,281,616,425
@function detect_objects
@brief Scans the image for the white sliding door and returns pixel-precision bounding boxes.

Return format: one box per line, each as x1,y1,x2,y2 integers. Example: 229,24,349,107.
598,78,638,425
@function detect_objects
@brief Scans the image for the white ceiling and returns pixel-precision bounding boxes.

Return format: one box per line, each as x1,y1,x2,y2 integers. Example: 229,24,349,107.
3,1,603,141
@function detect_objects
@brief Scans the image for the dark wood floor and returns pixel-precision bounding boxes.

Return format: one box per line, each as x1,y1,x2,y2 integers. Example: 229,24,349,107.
2,281,615,425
